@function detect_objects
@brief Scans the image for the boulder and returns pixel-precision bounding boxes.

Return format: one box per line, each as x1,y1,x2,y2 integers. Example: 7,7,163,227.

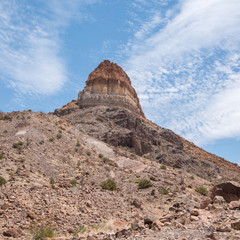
231,221,240,230
211,181,240,203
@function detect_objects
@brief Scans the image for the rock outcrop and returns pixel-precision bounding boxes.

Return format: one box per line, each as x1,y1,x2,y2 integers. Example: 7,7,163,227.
211,181,240,203
77,60,145,117
54,60,240,181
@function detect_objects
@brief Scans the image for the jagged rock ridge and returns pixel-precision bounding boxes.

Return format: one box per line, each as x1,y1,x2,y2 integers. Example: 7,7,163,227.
77,60,145,117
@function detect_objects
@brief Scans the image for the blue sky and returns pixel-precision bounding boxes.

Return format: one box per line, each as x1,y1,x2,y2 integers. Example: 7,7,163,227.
0,0,240,165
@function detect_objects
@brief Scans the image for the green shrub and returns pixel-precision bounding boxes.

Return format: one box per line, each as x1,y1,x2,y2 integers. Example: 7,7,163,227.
20,158,25,163
187,169,191,173
138,179,152,189
103,157,114,166
190,175,194,180
12,141,24,150
100,179,117,191
49,137,55,142
0,153,3,159
30,219,56,240
86,151,91,156
12,143,18,148
3,130,7,133
56,133,62,139
50,178,55,185
0,176,7,185
159,188,169,195
98,153,103,158
160,165,167,170
70,179,77,187
76,141,80,147
195,187,208,196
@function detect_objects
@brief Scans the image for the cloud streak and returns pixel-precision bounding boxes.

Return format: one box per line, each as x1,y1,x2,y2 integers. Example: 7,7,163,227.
0,0,98,96
123,0,240,145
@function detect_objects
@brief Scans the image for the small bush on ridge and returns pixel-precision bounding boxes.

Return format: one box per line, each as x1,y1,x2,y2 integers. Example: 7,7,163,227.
195,186,208,196
138,179,152,189
100,179,117,191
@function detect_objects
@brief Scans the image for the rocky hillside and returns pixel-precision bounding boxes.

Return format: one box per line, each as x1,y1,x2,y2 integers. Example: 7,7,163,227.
55,60,240,183
1,60,240,239
1,111,240,240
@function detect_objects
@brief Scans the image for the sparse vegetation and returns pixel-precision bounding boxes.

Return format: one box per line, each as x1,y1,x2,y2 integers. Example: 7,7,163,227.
98,153,103,158
130,153,137,159
70,179,77,187
12,141,24,150
86,151,91,156
3,130,7,133
0,176,7,185
20,158,25,163
56,133,62,139
0,153,3,159
103,157,114,166
50,178,55,185
77,160,81,167
195,186,208,196
159,188,169,195
91,224,99,230
160,165,167,170
49,137,55,142
73,226,86,236
39,140,44,145
100,179,117,191
76,141,80,147
190,175,195,180
187,169,191,173
138,179,152,189
30,219,56,240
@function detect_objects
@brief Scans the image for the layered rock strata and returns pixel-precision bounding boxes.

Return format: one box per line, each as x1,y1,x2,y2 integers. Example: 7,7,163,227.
77,60,145,117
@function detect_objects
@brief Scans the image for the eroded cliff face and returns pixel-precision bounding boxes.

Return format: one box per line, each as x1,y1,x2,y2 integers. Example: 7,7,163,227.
77,60,145,117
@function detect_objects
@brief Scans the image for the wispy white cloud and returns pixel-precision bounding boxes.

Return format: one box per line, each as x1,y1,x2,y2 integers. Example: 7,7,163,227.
123,0,240,145
0,0,98,96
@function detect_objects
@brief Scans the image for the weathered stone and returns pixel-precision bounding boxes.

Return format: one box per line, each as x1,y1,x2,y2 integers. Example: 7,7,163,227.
231,221,240,230
213,196,226,204
115,229,128,238
206,232,218,240
3,228,19,238
144,215,156,228
199,198,211,209
191,209,199,216
27,211,36,219
216,225,231,232
1,203,11,210
131,199,141,209
229,200,240,210
211,181,240,203
190,215,199,221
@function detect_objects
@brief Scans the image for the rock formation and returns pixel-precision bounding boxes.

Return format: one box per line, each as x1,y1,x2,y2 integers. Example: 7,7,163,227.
77,60,145,117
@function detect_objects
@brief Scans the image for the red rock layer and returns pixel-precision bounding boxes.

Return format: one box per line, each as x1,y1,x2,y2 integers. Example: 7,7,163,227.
78,60,145,117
